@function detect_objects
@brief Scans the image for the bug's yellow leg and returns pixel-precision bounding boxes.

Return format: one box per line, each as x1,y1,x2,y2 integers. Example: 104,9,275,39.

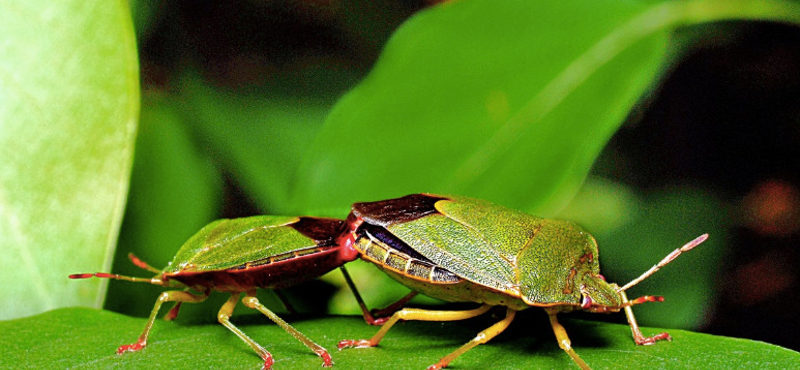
338,304,493,349
118,290,208,354
241,291,333,368
545,308,591,370
427,307,516,370
217,293,276,370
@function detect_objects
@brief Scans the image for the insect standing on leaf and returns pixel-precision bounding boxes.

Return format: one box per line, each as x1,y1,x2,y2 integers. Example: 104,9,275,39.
337,193,708,370
70,215,364,370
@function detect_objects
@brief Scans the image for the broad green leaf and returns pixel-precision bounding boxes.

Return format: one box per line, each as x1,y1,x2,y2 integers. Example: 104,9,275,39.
178,75,342,213
290,0,800,218
0,1,139,319
2,308,797,369
291,0,665,216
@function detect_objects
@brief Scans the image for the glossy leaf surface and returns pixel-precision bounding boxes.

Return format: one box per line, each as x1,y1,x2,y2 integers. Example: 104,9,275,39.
288,0,800,219
2,308,797,369
292,0,667,216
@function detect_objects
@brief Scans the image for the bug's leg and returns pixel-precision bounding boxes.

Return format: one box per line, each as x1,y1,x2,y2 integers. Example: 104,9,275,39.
339,266,417,325
218,293,276,370
545,308,591,370
273,289,298,314
370,291,418,321
619,290,671,345
426,307,516,370
118,289,208,354
340,265,380,325
338,304,493,349
240,290,333,368
162,288,193,321
164,302,182,321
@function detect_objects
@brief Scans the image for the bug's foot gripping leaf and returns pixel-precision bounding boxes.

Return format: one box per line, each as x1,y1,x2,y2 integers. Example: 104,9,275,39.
116,341,145,354
634,331,672,346
315,349,334,367
337,339,376,349
260,353,275,370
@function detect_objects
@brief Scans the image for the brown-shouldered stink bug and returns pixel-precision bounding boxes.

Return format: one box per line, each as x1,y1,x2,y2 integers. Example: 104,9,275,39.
337,194,707,370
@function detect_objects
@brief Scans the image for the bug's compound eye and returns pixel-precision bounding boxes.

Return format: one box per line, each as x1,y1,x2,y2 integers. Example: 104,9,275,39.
580,294,593,309
597,274,606,281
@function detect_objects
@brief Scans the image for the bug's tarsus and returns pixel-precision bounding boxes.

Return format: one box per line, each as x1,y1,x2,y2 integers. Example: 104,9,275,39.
618,289,672,347
216,293,276,370
116,340,145,354
116,289,209,357
315,349,333,368
618,233,709,292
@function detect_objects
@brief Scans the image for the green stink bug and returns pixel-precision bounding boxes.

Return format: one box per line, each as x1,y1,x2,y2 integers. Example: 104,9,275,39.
71,215,360,369
338,194,707,370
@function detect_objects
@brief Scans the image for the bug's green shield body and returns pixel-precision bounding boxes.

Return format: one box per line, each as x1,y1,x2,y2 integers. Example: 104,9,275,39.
161,215,353,291
512,219,603,306
167,216,326,272
351,194,616,308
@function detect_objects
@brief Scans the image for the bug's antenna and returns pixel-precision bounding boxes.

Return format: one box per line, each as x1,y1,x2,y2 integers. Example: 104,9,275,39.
68,272,164,285
618,233,708,292
69,253,165,285
128,253,162,274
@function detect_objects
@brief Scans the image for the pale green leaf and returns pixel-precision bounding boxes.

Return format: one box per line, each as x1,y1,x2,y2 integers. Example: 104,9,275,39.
0,1,139,319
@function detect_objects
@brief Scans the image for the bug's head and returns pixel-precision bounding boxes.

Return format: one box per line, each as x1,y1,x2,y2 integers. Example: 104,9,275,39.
573,272,664,314
564,226,626,311
578,233,709,313
576,271,623,312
